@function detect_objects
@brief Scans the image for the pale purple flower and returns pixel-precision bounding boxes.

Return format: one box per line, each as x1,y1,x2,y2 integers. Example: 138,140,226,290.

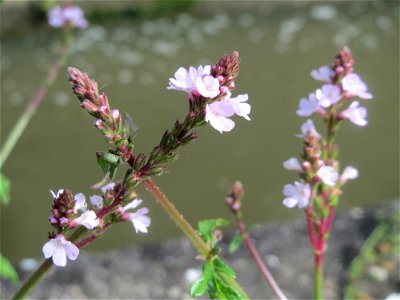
48,5,88,29
296,93,321,117
42,234,79,267
341,166,359,181
90,195,104,209
120,199,151,234
225,93,251,120
297,119,321,139
196,75,220,98
316,84,342,107
283,157,302,171
342,73,373,99
205,101,235,133
341,101,368,126
310,65,334,82
283,181,311,209
167,65,212,96
72,210,99,229
100,182,115,194
74,193,87,212
317,165,339,186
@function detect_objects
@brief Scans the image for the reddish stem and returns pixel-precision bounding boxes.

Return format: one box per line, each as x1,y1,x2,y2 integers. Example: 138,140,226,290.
235,217,287,300
306,206,317,249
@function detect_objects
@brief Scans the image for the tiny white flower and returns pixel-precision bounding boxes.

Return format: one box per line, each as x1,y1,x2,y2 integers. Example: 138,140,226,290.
121,199,151,234
283,157,302,171
341,166,359,181
73,210,99,229
342,73,373,99
225,93,251,120
296,93,320,117
316,84,342,108
283,181,311,209
341,101,368,126
196,75,220,98
317,165,339,186
205,102,235,133
42,234,79,267
74,193,87,212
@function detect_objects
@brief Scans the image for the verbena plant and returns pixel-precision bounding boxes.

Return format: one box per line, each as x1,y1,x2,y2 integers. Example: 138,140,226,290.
3,3,373,300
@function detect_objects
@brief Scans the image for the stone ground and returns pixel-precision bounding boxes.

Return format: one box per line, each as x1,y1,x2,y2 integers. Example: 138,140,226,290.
2,201,399,299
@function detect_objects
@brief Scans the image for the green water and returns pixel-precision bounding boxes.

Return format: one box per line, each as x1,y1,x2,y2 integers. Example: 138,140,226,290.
1,2,399,263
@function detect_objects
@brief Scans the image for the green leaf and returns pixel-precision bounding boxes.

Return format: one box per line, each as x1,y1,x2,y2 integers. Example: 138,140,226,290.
0,173,11,205
198,218,229,239
96,152,119,179
214,277,242,299
189,276,208,297
0,253,19,283
214,258,236,279
123,112,139,142
229,233,243,253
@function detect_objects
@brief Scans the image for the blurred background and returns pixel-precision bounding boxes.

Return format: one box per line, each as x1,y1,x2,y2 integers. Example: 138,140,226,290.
1,0,399,264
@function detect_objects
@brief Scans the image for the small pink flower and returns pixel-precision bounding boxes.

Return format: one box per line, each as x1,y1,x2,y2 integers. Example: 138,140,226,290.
310,65,334,82
120,199,151,234
167,65,212,97
42,234,79,267
317,165,339,186
71,210,99,229
342,73,373,99
283,181,311,209
48,5,88,29
196,75,220,98
90,195,104,209
225,93,251,120
297,119,321,139
340,101,368,126
205,102,235,133
316,84,342,108
296,93,321,117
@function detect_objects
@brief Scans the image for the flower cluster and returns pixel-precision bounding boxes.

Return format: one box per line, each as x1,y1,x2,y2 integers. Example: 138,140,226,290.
283,47,371,209
48,4,88,29
42,184,150,267
168,51,251,133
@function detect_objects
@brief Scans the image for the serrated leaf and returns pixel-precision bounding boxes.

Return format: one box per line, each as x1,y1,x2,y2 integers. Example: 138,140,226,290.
0,254,19,283
189,276,208,297
0,173,11,205
229,233,244,253
214,258,236,278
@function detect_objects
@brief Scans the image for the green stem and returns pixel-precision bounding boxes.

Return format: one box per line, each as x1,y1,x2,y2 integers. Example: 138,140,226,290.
12,259,53,300
143,177,249,299
314,253,324,300
0,32,73,170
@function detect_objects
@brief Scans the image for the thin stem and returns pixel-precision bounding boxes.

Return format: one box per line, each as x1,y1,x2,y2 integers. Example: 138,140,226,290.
235,217,287,300
0,33,73,170
143,177,209,256
314,252,324,300
143,177,249,299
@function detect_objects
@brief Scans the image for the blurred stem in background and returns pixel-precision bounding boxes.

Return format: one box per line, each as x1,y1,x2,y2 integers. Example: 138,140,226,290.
0,30,74,170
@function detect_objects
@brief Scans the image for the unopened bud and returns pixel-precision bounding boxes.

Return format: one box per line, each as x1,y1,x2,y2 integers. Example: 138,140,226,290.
112,109,121,123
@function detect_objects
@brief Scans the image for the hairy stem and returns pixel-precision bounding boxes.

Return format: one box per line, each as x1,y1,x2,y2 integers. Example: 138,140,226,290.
143,177,249,299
